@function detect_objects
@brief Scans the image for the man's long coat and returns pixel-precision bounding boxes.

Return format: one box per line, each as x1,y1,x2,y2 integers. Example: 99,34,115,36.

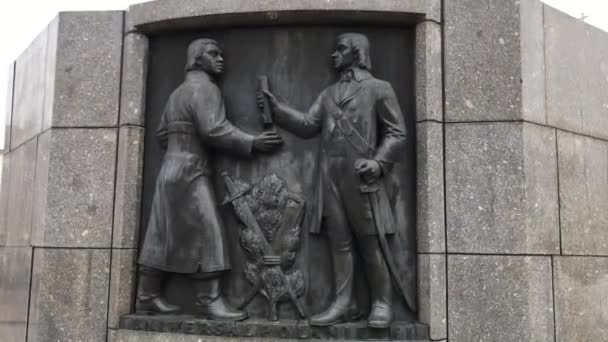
139,70,254,274
274,67,416,311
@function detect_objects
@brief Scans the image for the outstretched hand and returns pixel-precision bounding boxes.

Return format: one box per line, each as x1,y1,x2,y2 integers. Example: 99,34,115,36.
257,90,280,112
253,131,283,153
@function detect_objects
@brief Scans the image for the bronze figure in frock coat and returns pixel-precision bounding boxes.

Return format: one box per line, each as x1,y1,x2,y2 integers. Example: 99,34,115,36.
261,33,415,328
137,38,282,320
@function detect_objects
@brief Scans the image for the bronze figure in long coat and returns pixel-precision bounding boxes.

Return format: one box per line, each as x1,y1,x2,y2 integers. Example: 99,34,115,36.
139,69,253,274
262,33,414,328
136,38,281,320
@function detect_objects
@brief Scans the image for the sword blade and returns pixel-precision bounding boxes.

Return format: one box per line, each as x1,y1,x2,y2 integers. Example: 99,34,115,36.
367,191,416,313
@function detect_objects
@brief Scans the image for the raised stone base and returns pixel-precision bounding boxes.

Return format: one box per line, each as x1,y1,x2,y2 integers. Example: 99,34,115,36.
119,315,429,341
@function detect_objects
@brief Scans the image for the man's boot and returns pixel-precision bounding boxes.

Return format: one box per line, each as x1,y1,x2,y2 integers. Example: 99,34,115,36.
194,277,248,321
309,248,356,326
135,267,181,314
361,237,393,329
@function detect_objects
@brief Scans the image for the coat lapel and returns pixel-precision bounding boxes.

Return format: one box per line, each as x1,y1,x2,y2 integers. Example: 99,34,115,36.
332,68,372,108
339,83,362,108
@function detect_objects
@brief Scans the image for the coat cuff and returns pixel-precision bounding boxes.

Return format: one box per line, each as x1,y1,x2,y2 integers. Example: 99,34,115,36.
242,134,255,157
376,160,394,175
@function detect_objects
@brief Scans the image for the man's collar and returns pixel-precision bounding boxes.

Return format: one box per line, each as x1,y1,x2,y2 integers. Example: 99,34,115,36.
186,69,214,82
340,67,372,83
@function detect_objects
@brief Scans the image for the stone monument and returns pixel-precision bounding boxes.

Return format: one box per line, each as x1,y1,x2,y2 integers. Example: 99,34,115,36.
1,1,608,341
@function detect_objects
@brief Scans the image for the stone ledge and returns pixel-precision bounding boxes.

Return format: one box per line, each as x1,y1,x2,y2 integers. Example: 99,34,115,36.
119,315,429,341
126,0,434,33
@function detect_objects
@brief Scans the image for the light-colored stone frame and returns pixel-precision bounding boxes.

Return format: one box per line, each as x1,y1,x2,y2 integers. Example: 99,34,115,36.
111,1,446,340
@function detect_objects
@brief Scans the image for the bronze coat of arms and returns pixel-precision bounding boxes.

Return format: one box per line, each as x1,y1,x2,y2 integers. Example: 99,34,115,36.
223,172,306,321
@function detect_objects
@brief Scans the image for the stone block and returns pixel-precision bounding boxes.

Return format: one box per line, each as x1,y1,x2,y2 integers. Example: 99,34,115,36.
4,62,14,151
11,28,47,149
415,21,442,122
113,126,145,248
553,256,608,341
2,137,38,246
416,121,444,253
0,247,32,342
120,33,148,127
32,129,117,247
28,248,110,342
41,15,58,131
43,11,123,128
520,0,546,125
544,6,608,139
0,153,10,245
446,122,559,254
109,249,137,329
445,0,545,123
557,131,608,255
448,255,554,341
417,254,446,340
425,0,441,23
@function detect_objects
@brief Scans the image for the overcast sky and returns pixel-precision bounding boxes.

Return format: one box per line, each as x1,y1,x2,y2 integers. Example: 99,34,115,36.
0,0,606,150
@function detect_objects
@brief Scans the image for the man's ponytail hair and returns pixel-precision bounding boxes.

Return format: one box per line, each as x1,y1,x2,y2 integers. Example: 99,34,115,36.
339,33,372,71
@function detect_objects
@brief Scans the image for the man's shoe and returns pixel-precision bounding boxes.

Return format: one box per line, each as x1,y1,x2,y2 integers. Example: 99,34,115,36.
135,297,181,315
198,296,248,321
367,302,393,329
309,305,349,326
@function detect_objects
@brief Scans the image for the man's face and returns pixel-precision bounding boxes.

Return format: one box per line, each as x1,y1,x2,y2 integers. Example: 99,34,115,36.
331,38,355,71
200,44,224,75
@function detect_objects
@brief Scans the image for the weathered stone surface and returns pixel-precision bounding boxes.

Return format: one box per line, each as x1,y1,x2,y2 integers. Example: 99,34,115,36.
28,248,110,342
113,126,144,248
108,249,137,329
418,254,446,340
416,121,444,253
3,62,14,150
553,256,608,342
0,153,10,245
446,122,559,254
120,33,148,127
32,129,117,247
445,0,545,123
44,12,123,128
557,131,608,255
545,6,608,139
127,0,430,32
448,255,554,341
0,247,32,342
11,28,47,149
415,21,442,122
2,137,38,246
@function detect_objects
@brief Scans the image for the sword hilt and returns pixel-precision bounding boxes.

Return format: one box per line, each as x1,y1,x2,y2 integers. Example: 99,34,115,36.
221,172,251,205
221,171,237,194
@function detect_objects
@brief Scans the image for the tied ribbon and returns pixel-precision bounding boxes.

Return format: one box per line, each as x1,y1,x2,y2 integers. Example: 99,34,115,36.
340,69,355,83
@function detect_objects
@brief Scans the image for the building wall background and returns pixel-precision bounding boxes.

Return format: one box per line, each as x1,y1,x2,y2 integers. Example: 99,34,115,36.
0,1,606,341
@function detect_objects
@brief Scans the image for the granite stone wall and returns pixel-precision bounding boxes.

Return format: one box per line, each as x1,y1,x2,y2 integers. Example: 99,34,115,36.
0,1,606,342
0,11,139,342
444,1,608,341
